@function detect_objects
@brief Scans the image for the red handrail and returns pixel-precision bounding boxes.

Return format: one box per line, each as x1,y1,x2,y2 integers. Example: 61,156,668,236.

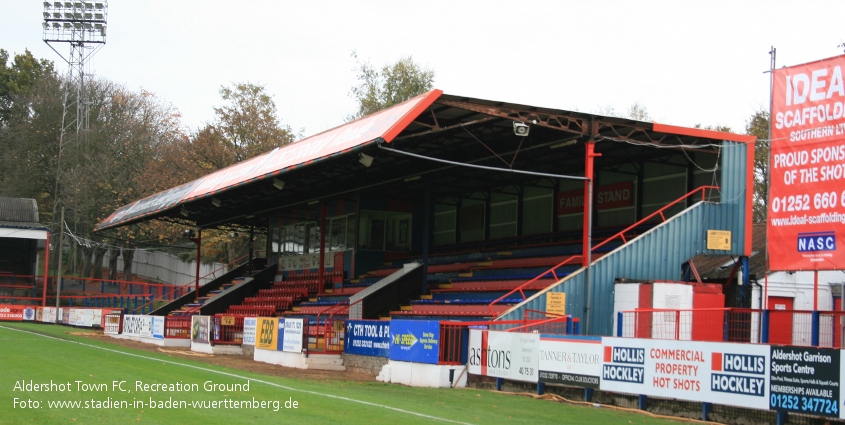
487,185,719,316
314,297,361,352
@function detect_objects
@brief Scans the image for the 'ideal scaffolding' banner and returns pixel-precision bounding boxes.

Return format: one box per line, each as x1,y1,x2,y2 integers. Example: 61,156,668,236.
769,53,845,271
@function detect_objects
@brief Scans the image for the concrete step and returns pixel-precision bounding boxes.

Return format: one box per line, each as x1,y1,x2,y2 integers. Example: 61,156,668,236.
304,354,346,371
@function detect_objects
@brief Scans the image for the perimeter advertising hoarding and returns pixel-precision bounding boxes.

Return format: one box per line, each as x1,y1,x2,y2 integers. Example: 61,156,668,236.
468,329,540,383
538,335,602,388
41,307,56,323
389,320,440,364
769,54,845,271
191,316,211,344
280,318,304,353
255,317,279,350
123,315,153,337
345,320,390,357
0,304,25,321
242,317,257,346
151,316,164,339
769,346,840,418
600,338,770,410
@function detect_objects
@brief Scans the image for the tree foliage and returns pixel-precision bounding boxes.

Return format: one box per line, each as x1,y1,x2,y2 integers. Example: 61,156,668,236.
348,52,434,119
140,82,295,265
1,49,187,276
745,109,769,223
211,82,296,164
0,49,55,125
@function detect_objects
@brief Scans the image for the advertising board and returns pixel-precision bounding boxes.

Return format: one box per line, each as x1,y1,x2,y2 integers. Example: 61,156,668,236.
280,318,304,353
151,316,165,339
345,320,390,357
0,304,25,321
242,317,257,346
389,320,440,364
468,329,539,383
123,315,153,337
600,338,770,410
538,335,602,388
191,315,210,344
769,346,839,417
769,54,845,270
255,317,279,350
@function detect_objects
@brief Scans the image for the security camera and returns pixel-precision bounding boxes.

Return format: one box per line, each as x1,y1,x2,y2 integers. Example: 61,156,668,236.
513,121,530,137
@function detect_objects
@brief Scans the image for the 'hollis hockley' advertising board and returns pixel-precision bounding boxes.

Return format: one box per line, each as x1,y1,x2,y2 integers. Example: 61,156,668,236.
345,320,390,357
389,319,440,364
468,329,539,383
600,337,770,410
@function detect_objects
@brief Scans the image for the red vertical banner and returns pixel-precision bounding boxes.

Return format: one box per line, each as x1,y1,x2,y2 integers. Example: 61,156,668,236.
769,54,845,271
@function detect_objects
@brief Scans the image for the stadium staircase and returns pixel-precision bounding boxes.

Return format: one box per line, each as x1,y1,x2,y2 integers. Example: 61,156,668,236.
494,185,735,336
150,259,266,317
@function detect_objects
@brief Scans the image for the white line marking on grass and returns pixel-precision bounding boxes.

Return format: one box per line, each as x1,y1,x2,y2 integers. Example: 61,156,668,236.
0,325,473,425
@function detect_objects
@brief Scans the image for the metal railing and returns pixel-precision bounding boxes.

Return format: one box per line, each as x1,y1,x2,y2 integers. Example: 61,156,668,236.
617,307,845,348
314,298,360,353
213,315,245,345
164,316,192,339
440,312,579,365
488,186,720,316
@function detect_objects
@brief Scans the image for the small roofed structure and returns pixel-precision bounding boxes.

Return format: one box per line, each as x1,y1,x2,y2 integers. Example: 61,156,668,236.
0,197,49,276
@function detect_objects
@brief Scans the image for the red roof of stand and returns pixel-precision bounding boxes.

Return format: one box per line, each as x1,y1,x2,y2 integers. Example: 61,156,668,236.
94,90,443,232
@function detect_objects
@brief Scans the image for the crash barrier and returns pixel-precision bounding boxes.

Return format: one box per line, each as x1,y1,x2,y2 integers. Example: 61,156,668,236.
617,308,845,348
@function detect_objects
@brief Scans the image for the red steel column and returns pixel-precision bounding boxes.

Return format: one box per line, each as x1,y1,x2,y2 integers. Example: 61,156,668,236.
582,141,601,267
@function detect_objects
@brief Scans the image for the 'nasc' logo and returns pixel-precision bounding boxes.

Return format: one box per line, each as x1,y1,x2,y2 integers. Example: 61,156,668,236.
797,231,836,252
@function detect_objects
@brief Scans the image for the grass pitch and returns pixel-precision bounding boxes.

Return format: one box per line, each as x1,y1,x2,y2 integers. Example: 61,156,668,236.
0,322,681,424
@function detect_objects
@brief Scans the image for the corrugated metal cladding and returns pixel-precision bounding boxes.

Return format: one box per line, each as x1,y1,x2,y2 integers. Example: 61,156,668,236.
497,141,750,336
0,197,40,223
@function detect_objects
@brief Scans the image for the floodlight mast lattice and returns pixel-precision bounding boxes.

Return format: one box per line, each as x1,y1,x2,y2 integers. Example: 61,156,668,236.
42,2,107,311
42,1,108,140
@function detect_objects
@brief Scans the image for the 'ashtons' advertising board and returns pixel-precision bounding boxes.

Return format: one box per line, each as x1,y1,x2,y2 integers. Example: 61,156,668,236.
468,329,539,383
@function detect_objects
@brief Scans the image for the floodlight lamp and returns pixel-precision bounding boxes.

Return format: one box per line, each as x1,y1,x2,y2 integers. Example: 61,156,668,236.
273,178,285,190
211,197,222,207
180,206,190,217
359,153,374,168
513,121,530,137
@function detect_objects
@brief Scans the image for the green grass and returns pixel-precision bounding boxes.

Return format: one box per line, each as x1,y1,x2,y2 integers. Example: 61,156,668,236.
0,322,681,425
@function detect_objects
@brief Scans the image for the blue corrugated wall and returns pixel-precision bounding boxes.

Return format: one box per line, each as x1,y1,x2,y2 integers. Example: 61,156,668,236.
496,141,750,336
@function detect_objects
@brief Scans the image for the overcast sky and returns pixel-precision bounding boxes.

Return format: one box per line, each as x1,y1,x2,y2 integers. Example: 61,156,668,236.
4,1,845,139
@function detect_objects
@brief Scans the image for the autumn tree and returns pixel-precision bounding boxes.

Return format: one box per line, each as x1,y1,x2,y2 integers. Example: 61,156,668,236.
746,109,769,223
348,52,435,119
139,82,295,265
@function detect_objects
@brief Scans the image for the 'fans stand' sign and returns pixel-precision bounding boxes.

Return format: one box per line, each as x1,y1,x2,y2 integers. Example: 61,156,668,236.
769,54,845,271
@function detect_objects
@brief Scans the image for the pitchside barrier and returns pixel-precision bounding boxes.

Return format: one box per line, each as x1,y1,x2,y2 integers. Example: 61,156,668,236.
468,328,845,422
617,308,845,348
